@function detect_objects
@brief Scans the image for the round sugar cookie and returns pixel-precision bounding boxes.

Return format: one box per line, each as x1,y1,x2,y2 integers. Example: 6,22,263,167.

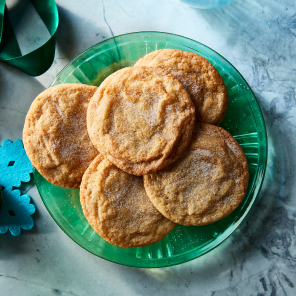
23,84,99,188
135,49,228,125
80,155,176,248
144,123,249,226
87,66,196,176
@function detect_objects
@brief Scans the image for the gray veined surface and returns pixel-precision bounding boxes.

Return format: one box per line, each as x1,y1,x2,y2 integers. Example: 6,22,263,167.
1,0,293,294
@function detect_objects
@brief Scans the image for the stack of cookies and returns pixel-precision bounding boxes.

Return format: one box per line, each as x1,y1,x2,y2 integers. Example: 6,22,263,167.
23,49,249,248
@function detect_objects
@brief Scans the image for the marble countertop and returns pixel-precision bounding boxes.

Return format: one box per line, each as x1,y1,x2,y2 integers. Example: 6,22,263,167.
1,0,296,295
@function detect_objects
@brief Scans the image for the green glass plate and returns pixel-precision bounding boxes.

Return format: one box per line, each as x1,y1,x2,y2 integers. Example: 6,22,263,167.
33,32,267,268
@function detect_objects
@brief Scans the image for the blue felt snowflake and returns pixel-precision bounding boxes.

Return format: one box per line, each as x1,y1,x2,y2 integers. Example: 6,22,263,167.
0,139,33,190
0,188,35,236
0,139,35,236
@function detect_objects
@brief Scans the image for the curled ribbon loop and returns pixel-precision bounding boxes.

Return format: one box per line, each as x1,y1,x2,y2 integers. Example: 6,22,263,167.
0,0,59,76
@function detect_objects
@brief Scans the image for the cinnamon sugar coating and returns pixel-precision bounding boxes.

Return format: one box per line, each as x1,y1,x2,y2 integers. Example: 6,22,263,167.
135,49,228,125
87,66,196,175
23,84,99,188
80,155,176,248
144,123,249,226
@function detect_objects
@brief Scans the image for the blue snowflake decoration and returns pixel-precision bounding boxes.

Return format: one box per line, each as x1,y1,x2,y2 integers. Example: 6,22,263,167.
0,139,35,236
0,139,32,190
0,188,35,236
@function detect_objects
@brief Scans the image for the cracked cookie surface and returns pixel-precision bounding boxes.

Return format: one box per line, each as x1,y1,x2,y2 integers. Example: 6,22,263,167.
23,84,99,188
80,155,176,248
87,66,195,175
144,123,249,226
135,49,228,125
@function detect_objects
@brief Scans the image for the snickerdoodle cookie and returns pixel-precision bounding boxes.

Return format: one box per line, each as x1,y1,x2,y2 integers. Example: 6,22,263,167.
23,84,99,188
87,66,195,176
135,49,228,125
144,123,249,226
80,155,176,248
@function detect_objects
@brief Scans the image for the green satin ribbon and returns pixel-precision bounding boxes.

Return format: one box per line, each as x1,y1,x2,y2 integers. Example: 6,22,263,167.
0,0,58,76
